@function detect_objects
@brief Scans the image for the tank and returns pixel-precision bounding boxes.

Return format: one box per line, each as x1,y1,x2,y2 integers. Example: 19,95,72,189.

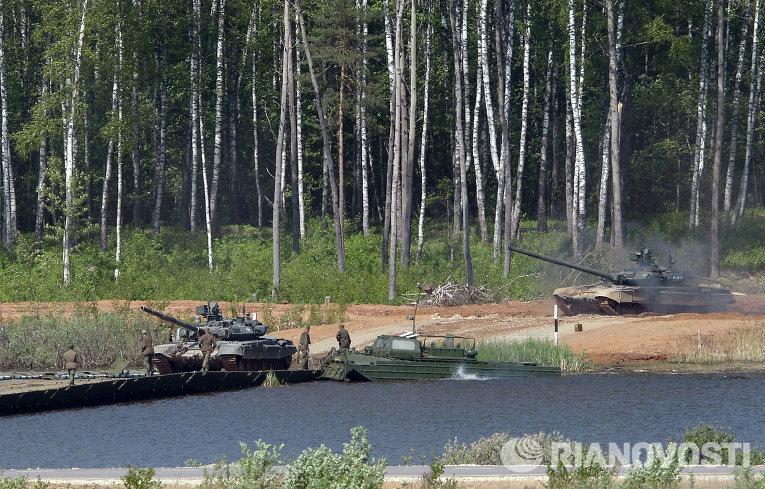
140,303,297,374
509,246,735,315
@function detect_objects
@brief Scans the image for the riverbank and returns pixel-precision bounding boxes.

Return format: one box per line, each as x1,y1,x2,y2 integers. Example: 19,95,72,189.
3,465,762,489
1,296,764,373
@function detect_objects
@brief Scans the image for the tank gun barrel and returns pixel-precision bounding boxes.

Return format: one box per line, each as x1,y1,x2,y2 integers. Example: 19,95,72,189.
508,246,627,284
140,306,201,333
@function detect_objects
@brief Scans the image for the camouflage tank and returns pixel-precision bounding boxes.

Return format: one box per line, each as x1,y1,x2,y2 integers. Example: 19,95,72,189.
509,246,735,315
140,303,297,374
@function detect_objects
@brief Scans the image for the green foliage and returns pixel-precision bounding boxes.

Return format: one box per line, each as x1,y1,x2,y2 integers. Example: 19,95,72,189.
122,466,162,489
734,468,765,489
441,433,510,465
0,310,153,369
0,474,28,489
546,459,618,489
234,441,283,489
476,338,592,372
620,444,681,489
262,370,283,387
282,426,386,489
200,456,231,489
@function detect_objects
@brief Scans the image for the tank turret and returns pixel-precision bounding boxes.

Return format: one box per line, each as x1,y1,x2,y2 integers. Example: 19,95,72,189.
509,246,734,315
139,303,296,374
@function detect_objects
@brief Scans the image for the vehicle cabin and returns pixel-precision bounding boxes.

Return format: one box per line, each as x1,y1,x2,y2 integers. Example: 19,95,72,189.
367,334,477,360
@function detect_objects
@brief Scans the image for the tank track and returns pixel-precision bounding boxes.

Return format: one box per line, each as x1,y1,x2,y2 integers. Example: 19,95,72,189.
152,355,177,375
219,355,293,371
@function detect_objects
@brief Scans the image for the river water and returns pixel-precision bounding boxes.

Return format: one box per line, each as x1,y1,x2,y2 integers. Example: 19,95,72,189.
1,373,764,469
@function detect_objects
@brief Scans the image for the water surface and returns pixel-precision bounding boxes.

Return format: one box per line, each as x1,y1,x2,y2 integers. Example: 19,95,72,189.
1,373,763,469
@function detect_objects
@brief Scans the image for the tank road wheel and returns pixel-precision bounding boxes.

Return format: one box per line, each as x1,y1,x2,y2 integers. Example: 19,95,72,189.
598,299,619,315
220,355,241,371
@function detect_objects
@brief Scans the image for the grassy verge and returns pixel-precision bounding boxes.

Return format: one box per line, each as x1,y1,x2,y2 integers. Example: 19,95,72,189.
476,338,592,372
669,321,765,365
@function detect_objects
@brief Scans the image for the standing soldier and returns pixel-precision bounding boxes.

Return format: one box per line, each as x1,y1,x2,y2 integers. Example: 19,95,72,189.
63,344,79,386
199,327,215,372
141,330,155,375
166,325,174,343
299,326,311,369
336,324,351,351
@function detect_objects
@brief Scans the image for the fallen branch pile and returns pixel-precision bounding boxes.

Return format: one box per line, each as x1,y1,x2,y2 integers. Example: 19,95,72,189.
422,280,492,307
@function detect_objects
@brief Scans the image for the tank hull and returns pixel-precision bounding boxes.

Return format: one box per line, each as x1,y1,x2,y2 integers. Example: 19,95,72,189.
553,283,735,315
319,350,560,381
152,338,296,375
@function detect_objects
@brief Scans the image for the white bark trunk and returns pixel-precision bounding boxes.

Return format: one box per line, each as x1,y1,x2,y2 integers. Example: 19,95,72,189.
568,0,586,258
199,90,213,271
63,0,89,285
0,0,15,250
295,33,306,238
511,1,531,240
416,7,432,263
211,0,225,223
690,0,712,231
733,0,760,225
723,1,750,222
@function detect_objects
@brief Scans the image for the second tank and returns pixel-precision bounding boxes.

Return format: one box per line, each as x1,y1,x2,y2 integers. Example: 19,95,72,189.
140,302,297,374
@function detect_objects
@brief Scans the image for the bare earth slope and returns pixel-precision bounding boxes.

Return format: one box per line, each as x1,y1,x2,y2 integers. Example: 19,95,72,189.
2,295,764,367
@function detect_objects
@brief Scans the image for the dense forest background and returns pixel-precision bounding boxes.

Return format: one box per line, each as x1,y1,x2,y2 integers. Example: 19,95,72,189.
0,0,761,303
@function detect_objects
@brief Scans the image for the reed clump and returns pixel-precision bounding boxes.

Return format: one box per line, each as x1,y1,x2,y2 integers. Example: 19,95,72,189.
669,321,765,365
476,338,592,372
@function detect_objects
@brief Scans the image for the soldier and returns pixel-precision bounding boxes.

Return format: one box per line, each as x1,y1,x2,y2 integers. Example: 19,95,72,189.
166,325,174,343
336,324,351,351
63,344,79,386
199,327,215,372
141,330,155,376
299,326,311,369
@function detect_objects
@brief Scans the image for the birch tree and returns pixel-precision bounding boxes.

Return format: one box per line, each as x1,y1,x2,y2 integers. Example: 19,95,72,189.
690,0,712,231
568,0,587,258
0,0,16,250
62,0,89,285
211,0,225,224
416,2,433,263
510,1,531,240
710,0,726,278
273,0,290,299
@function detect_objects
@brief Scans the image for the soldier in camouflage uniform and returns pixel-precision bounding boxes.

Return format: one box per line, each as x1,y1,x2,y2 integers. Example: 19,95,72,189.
141,330,155,375
336,324,351,351
63,344,79,386
199,327,215,372
299,326,311,369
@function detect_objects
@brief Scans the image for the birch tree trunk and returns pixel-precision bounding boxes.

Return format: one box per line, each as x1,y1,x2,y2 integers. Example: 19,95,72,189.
101,72,119,252
568,0,587,258
537,49,553,233
494,0,514,261
287,14,299,255
711,0,725,278
115,70,124,281
401,0,417,267
211,0,226,224
733,0,760,225
723,1,750,222
272,0,290,300
511,1,531,240
152,41,168,235
62,0,89,285
295,32,306,238
690,0,712,231
296,0,345,271
360,0,370,238
382,0,396,271
388,0,404,300
35,58,49,246
471,61,488,244
0,0,15,250
608,0,624,248
199,90,213,272
449,0,473,286
416,3,433,263
189,0,201,237
248,8,263,231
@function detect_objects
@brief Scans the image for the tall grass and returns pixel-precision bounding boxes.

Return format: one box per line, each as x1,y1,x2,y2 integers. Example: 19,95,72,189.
669,321,765,364
476,338,592,372
0,310,154,370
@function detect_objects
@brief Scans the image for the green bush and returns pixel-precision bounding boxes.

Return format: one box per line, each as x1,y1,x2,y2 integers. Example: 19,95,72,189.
235,441,282,489
282,426,386,489
122,466,162,489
